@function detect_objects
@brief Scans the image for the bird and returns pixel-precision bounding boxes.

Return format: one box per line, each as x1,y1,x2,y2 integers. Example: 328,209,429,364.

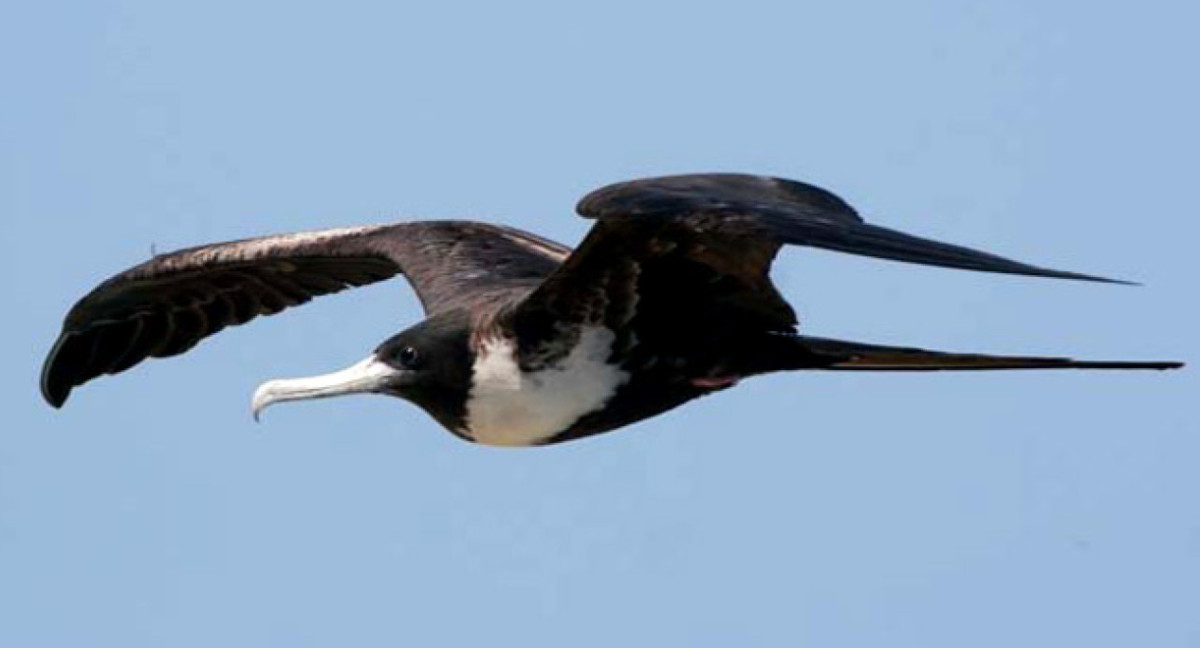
41,173,1182,446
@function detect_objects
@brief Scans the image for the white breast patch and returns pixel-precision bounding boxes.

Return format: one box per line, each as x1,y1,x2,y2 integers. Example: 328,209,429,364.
465,327,629,446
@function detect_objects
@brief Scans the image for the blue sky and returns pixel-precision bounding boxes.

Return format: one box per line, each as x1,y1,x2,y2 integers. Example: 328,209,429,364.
2,1,1197,646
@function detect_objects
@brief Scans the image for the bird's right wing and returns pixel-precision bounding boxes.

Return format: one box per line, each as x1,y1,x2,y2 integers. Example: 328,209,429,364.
511,173,1125,370
575,174,1127,283
41,221,571,407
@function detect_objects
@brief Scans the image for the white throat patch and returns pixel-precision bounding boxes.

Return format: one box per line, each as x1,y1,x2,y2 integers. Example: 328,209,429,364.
465,327,629,446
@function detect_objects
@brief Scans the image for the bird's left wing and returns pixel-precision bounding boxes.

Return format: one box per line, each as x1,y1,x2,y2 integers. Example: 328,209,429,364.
41,221,570,407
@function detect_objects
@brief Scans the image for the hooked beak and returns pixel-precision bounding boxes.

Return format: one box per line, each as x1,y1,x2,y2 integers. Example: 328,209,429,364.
251,355,401,421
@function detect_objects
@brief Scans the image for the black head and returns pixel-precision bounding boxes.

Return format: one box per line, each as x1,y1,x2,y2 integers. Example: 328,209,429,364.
372,310,475,433
251,309,475,436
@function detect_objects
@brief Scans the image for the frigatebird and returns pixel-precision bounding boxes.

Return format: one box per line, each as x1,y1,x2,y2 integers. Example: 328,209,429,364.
41,174,1181,445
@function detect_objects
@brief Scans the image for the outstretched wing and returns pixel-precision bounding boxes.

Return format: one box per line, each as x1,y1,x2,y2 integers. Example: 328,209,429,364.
512,173,1123,365
576,173,1123,283
42,221,570,407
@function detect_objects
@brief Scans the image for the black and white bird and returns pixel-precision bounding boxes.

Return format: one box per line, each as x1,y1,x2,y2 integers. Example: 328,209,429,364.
41,174,1182,445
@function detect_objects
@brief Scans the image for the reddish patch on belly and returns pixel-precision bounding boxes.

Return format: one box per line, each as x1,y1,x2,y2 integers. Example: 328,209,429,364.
690,375,740,390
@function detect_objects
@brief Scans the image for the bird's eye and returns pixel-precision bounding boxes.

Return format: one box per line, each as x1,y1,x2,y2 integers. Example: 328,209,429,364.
396,346,420,369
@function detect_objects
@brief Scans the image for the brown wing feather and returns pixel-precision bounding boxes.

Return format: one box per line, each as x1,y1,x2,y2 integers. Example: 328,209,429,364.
576,173,1125,283
42,221,571,407
512,172,1126,366
512,210,797,371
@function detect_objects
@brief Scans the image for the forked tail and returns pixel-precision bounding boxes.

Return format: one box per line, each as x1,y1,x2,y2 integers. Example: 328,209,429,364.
797,336,1183,371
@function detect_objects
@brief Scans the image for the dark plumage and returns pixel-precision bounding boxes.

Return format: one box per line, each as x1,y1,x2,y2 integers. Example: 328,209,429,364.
41,173,1182,445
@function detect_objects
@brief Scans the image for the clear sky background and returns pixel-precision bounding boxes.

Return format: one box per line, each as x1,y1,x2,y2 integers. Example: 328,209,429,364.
2,1,1197,646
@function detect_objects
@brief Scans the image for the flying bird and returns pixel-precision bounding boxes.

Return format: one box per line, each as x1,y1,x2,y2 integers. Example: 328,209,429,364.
41,174,1182,445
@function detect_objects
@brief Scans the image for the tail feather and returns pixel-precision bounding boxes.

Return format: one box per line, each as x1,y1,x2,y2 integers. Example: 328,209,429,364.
797,335,1183,371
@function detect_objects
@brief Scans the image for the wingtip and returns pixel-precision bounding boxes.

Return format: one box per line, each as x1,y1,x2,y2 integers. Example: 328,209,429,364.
1075,359,1184,370
1014,265,1137,286
1084,274,1140,287
41,382,70,409
40,333,73,409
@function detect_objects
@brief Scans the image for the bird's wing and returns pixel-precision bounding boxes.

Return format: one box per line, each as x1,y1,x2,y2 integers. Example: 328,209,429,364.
42,221,570,407
511,173,1122,363
576,173,1122,283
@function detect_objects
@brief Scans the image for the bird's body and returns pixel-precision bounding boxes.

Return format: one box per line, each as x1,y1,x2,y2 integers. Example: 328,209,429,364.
465,326,629,446
42,174,1182,445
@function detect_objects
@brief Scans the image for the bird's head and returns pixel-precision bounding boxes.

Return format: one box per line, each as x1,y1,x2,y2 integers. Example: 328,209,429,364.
251,309,474,432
